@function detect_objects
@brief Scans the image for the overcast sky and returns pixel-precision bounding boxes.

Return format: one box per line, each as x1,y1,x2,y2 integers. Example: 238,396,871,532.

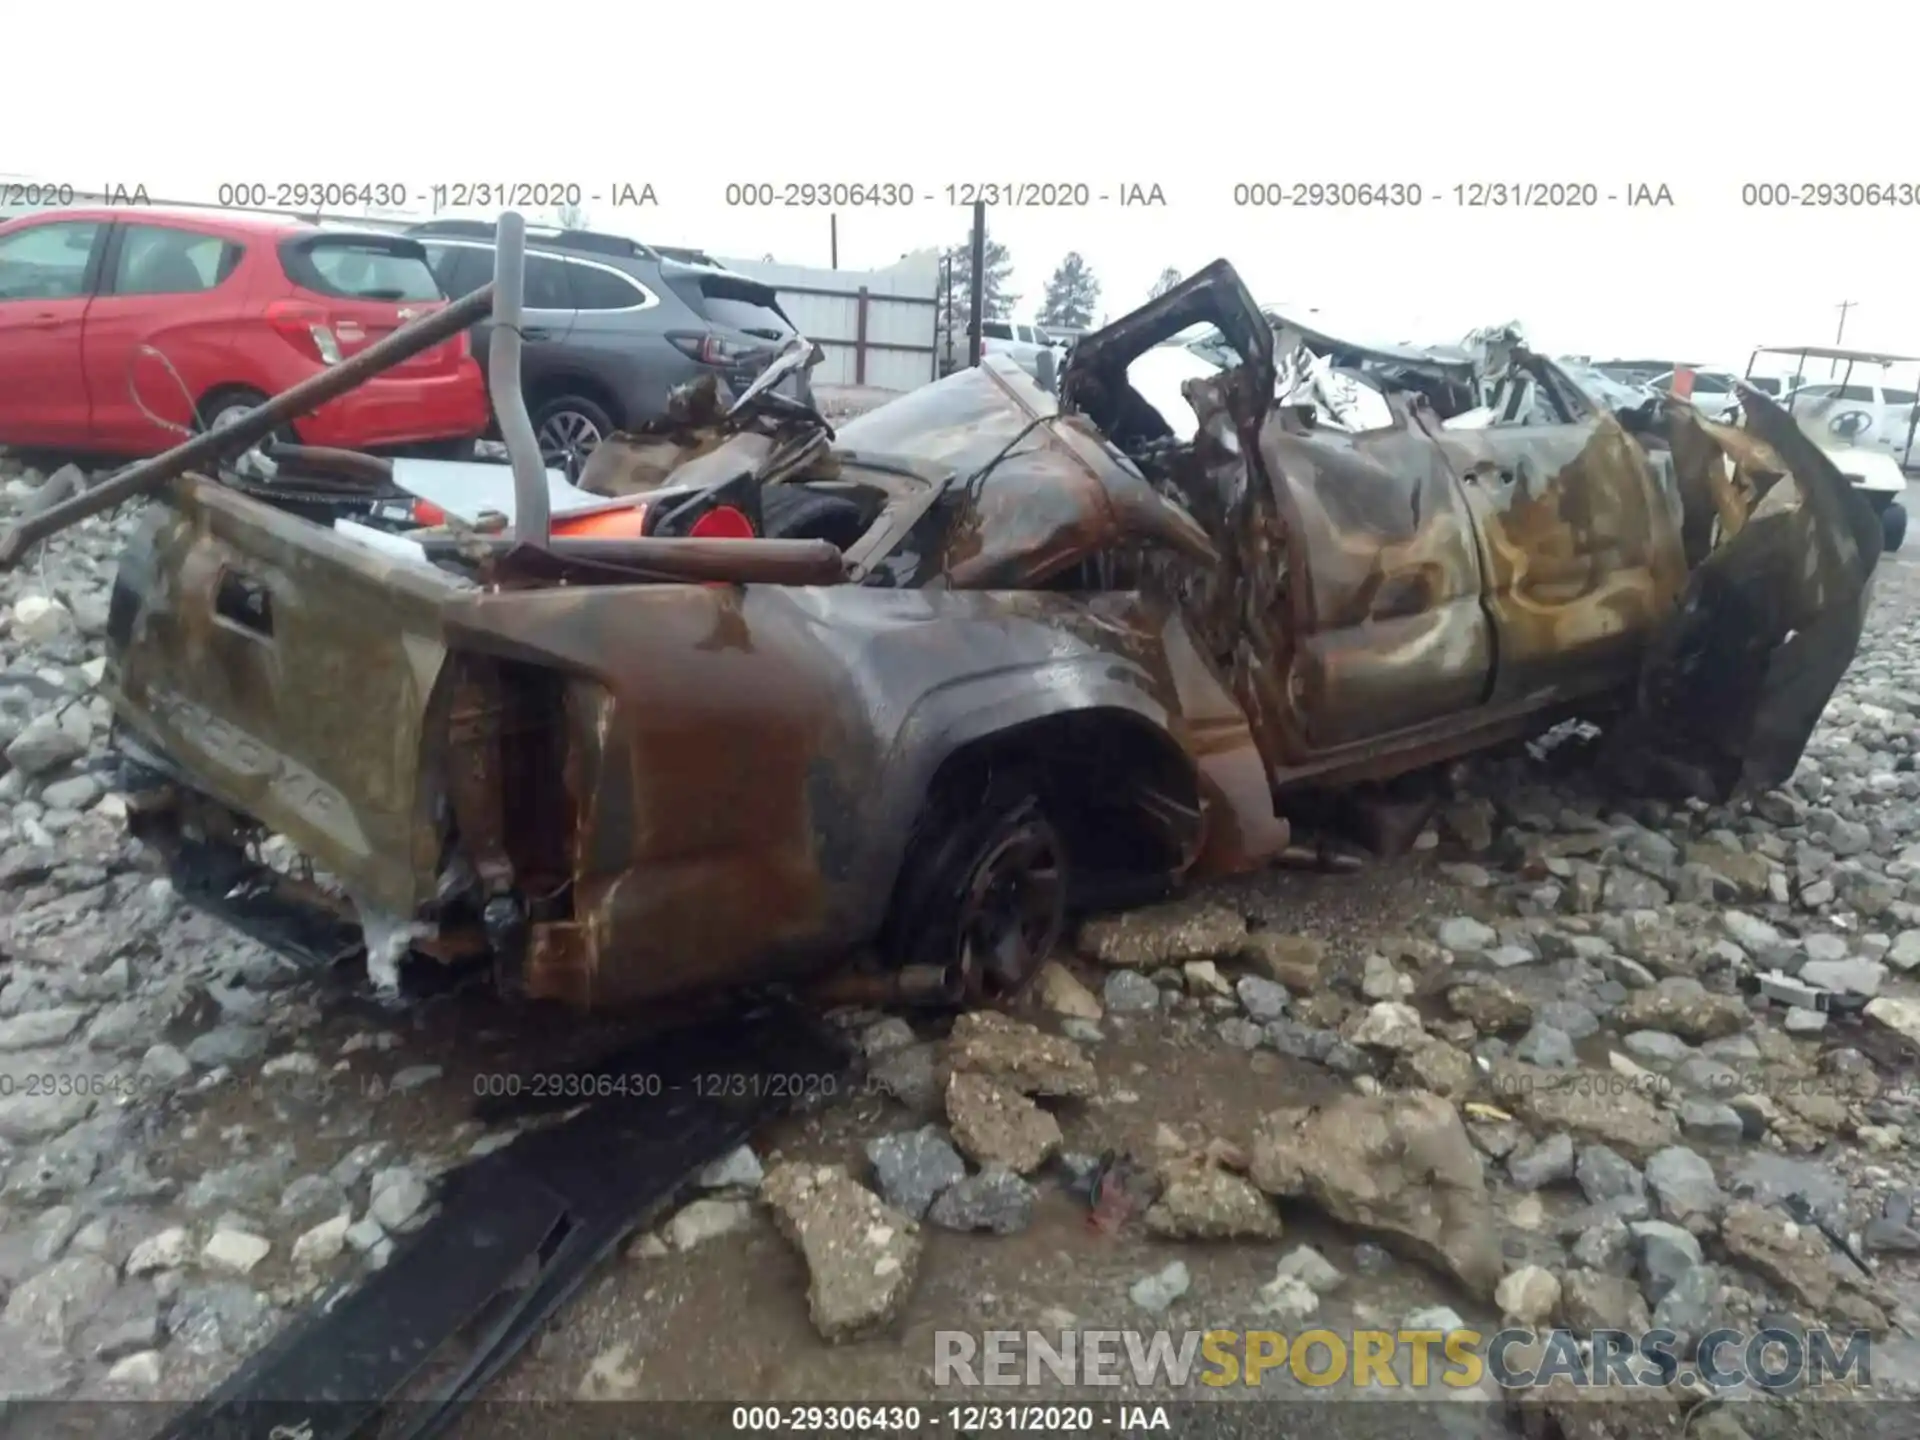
15,1,1920,378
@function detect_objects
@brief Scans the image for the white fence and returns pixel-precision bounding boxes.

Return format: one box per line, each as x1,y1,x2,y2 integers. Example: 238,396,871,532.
718,251,940,392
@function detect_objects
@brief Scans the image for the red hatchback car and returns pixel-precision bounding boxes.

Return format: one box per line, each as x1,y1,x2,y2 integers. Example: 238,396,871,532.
0,207,489,456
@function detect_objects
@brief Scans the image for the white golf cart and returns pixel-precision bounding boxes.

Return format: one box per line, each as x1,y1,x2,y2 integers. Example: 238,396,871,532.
1743,344,1916,552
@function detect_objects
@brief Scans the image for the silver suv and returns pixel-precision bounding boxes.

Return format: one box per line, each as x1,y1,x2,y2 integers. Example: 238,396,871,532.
409,220,810,476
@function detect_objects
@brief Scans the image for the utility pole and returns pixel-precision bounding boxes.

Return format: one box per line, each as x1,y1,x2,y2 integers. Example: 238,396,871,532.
829,213,838,270
967,201,986,367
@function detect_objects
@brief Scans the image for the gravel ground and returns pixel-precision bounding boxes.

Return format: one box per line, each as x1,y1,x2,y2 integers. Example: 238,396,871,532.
2,447,1920,1440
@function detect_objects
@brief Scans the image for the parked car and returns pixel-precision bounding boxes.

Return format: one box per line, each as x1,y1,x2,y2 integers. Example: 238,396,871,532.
80,257,1878,1015
0,207,487,457
974,319,1060,377
406,220,812,478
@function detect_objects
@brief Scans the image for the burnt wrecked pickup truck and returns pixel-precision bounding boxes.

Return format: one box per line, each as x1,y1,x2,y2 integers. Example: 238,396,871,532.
31,251,1878,1013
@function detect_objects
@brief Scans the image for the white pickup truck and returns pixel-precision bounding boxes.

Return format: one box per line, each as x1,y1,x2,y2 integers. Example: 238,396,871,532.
976,320,1065,378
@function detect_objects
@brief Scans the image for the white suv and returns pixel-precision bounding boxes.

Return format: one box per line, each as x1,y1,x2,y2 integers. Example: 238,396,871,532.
976,320,1059,378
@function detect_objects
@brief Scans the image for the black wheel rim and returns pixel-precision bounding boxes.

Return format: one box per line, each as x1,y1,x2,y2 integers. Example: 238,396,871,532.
953,814,1066,1002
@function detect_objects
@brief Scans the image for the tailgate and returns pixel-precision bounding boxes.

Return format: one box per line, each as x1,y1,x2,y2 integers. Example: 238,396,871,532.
104,477,463,917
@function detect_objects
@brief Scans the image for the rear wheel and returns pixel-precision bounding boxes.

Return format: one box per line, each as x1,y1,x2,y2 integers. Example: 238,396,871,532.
1884,500,1907,554
885,771,1069,1006
532,394,613,479
197,386,297,446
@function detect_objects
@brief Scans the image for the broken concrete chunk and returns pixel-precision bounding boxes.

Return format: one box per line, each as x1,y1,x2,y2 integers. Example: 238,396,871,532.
761,1163,920,1342
1077,899,1246,969
665,1197,754,1251
945,1011,1096,1097
1248,1091,1502,1298
945,1072,1062,1174
1241,932,1326,990
1144,1160,1283,1240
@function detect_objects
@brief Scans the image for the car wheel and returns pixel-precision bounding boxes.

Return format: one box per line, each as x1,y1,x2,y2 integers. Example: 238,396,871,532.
532,395,613,480
1883,501,1907,553
197,388,297,446
885,771,1069,1007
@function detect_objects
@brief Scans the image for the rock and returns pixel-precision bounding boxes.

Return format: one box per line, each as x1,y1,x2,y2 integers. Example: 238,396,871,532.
1508,1133,1575,1191
946,1072,1061,1174
1644,1147,1723,1231
1495,1063,1679,1162
1445,980,1533,1032
1102,971,1160,1014
1784,1008,1828,1035
168,1281,277,1357
1248,1091,1502,1298
1678,1100,1745,1145
279,1175,349,1220
106,1350,162,1387
3,1254,118,1342
0,1005,86,1051
368,1166,430,1232
865,1127,968,1220
1145,1162,1282,1240
927,1168,1034,1235
1652,1262,1730,1354
1633,1221,1704,1303
1394,1039,1477,1099
6,713,85,777
1574,1145,1644,1205
1438,917,1498,953
1866,995,1920,1049
1243,933,1327,989
1235,975,1290,1022
1078,899,1245,968
1361,951,1414,1001
1267,1244,1344,1297
866,1042,939,1113
1496,1265,1561,1326
1559,1270,1652,1335
1800,957,1887,998
1252,1272,1319,1323
1037,963,1103,1020
202,1229,271,1275
185,1024,268,1069
1622,1031,1691,1066
1513,1025,1577,1069
664,1197,753,1251
1719,1200,1876,1320
697,1145,764,1191
1616,977,1749,1042
1888,931,1920,972
1183,960,1232,997
1343,1001,1426,1053
139,1043,192,1085
1216,1017,1264,1051
1129,1260,1190,1313
126,1226,191,1276
290,1214,351,1268
761,1163,920,1342
0,1081,95,1144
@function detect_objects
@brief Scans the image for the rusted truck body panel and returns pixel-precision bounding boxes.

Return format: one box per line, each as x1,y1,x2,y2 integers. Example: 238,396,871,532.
101,259,1880,1011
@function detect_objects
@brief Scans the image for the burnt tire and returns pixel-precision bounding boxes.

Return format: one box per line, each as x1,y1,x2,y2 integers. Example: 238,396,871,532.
1884,500,1907,554
760,484,867,546
884,771,1069,1007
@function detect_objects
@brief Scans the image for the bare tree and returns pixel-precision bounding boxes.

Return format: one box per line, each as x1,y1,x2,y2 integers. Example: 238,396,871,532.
556,200,588,230
1148,266,1182,300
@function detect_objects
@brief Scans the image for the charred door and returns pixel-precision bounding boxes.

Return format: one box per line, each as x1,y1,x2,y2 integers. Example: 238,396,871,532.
1259,416,1495,755
1435,413,1686,711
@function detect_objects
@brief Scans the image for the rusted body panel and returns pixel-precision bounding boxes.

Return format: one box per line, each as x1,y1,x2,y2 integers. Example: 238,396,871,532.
99,256,1879,1012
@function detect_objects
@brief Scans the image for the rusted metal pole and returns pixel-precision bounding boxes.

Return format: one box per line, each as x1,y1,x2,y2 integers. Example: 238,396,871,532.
0,284,496,569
